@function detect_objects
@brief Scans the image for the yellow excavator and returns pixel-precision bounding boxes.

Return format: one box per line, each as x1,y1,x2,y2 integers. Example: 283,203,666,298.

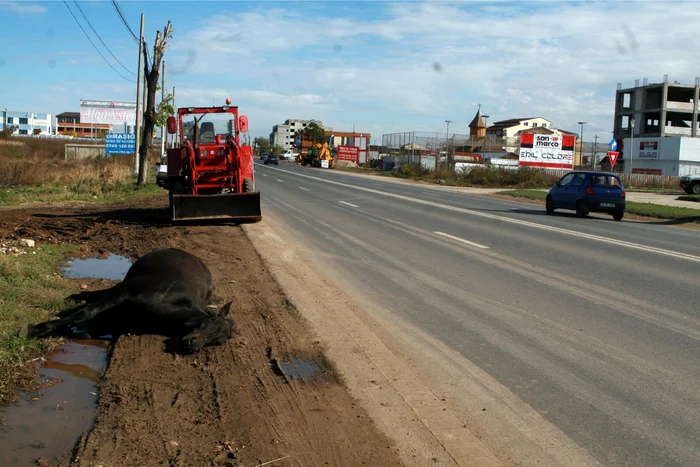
300,141,334,168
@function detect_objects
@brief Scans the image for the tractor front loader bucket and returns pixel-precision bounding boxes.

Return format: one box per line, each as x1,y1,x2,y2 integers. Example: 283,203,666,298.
171,192,262,223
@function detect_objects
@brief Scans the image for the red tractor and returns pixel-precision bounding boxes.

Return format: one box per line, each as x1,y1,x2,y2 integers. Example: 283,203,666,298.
164,101,261,223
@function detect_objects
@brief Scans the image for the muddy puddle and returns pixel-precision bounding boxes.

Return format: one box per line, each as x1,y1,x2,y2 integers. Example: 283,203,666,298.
62,253,132,280
279,359,323,381
0,254,131,465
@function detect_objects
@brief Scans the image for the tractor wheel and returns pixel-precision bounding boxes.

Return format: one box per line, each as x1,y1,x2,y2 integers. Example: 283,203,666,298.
244,178,255,193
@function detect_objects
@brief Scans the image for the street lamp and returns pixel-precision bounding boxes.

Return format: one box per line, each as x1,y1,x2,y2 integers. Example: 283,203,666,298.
629,118,635,174
578,121,587,168
445,120,452,168
482,115,490,160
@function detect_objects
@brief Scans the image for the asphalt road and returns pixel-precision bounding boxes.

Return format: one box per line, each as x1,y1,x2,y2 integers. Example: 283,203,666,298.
253,160,700,467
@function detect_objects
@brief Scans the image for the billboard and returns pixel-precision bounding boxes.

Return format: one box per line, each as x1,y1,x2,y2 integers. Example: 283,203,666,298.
336,145,359,162
80,100,136,126
638,140,659,159
105,133,136,155
518,133,575,169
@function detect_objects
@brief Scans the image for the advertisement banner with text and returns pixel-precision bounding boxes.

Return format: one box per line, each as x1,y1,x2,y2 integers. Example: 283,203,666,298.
518,133,575,169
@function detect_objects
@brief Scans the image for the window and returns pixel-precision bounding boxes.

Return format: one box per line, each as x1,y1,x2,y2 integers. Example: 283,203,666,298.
559,173,575,186
542,123,547,128
533,123,538,127
524,122,528,126
571,173,586,187
19,129,28,135
19,118,28,124
7,117,13,123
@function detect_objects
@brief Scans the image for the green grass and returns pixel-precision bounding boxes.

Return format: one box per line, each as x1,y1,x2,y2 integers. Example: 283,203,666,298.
0,243,81,406
0,179,164,207
495,189,700,221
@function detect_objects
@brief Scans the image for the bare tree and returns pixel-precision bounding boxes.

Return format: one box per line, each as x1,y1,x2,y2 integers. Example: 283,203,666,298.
137,21,172,185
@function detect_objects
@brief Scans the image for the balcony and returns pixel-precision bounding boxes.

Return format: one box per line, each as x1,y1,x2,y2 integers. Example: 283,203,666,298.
666,101,694,112
665,126,692,136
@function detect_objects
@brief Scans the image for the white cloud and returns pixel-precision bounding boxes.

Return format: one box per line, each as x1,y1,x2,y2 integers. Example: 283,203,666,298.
0,1,47,14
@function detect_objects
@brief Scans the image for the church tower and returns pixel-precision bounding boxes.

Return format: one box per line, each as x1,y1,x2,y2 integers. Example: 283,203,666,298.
469,105,487,138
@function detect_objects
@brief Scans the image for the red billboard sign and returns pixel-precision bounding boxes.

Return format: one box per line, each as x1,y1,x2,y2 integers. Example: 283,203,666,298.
337,145,359,162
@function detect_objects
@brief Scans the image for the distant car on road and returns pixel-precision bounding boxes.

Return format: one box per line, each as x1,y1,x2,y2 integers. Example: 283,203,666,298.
259,152,269,161
264,154,279,165
546,171,626,221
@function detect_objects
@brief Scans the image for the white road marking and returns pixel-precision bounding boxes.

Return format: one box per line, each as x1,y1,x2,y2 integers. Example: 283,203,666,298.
299,187,309,191
277,179,284,183
262,174,268,177
422,191,438,196
434,232,490,249
339,201,359,208
260,165,700,263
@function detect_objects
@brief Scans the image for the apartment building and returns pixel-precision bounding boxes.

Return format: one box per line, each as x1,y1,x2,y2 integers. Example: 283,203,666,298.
270,119,323,150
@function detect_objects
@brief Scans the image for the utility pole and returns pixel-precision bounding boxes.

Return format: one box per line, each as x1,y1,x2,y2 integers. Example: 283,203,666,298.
134,13,145,176
160,61,166,158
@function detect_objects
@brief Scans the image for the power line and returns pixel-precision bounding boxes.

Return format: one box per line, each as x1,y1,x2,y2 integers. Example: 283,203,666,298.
111,0,151,69
111,0,139,44
62,0,134,82
72,0,135,77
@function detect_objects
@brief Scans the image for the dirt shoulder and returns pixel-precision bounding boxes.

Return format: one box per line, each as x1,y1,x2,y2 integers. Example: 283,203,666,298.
0,196,403,467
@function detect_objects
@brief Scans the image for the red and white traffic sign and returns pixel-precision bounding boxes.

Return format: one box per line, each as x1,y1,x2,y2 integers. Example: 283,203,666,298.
608,151,619,167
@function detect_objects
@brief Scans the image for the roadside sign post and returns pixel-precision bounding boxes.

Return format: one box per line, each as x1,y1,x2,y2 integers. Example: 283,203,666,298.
106,133,137,156
608,139,619,170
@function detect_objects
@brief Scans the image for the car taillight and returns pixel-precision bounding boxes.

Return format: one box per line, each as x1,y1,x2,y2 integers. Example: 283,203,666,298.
621,190,626,198
585,187,595,195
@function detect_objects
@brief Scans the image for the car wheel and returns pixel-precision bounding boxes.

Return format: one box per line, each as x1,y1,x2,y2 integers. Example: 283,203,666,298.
691,182,700,195
612,210,624,221
575,200,589,217
545,196,555,214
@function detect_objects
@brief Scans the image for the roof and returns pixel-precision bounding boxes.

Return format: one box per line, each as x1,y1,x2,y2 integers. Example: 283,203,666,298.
468,108,487,129
556,129,579,137
56,112,80,118
492,117,551,127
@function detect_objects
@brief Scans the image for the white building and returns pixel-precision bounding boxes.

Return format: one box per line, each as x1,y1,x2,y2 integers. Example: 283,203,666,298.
486,117,553,139
270,119,323,150
621,136,700,176
1,109,52,135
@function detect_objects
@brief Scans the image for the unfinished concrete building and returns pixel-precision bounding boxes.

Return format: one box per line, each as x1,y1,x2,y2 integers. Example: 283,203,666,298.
613,76,700,141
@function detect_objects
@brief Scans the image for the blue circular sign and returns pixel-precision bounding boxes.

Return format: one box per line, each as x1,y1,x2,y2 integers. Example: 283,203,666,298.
609,139,618,152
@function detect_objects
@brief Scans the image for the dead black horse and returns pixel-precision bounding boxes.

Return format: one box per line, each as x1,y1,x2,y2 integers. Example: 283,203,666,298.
27,248,235,354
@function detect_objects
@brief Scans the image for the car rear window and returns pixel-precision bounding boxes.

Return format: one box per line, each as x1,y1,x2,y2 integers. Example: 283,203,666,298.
590,174,623,189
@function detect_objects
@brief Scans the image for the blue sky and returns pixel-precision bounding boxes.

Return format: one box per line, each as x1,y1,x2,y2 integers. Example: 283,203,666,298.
2,0,700,143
